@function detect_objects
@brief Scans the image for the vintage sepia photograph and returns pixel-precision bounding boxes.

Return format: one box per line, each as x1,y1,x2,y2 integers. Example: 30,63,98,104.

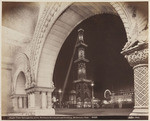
1,1,149,120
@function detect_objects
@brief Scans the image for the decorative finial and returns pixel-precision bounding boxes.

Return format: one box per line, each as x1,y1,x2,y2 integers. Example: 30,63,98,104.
78,28,84,42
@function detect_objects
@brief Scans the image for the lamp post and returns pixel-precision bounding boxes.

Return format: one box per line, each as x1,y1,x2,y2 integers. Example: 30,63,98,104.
91,82,94,108
58,89,62,108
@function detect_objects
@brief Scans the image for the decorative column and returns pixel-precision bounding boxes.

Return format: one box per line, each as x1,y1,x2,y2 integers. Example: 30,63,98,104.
25,87,55,115
121,42,148,116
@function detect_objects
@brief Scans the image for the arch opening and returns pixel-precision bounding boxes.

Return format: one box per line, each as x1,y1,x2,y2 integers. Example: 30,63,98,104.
53,14,134,111
13,72,28,109
36,2,122,87
15,72,26,95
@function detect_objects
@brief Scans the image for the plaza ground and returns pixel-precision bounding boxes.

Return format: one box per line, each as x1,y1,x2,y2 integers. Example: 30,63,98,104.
55,108,133,116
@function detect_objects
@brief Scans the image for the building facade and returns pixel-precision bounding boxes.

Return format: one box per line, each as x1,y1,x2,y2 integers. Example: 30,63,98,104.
111,89,134,107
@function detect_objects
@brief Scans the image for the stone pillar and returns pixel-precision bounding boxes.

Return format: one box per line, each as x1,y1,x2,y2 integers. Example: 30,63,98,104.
11,94,28,113
28,93,30,108
23,97,27,108
18,97,23,108
25,87,55,115
41,92,47,109
121,43,148,116
47,92,52,109
30,93,35,108
34,92,42,109
12,97,18,110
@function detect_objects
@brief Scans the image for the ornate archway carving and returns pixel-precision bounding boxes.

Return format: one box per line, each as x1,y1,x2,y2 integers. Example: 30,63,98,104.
12,52,32,94
28,2,148,87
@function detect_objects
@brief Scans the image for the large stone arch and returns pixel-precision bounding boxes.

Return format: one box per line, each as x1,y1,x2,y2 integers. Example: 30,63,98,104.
19,2,148,116
29,2,148,88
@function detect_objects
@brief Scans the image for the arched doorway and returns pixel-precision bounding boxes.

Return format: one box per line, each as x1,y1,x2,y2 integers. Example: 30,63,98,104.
16,72,26,95
34,2,127,87
53,14,134,114
12,72,28,110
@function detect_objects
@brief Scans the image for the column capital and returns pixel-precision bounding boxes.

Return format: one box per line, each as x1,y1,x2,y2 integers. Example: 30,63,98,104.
10,94,27,98
25,86,55,94
121,42,148,67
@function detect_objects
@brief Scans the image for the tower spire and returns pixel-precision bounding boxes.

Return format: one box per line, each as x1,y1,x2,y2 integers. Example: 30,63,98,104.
74,28,89,79
77,28,84,43
76,28,88,48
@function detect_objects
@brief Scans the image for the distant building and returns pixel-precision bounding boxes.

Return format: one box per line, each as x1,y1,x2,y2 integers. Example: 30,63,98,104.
111,89,134,102
110,89,134,108
102,89,134,108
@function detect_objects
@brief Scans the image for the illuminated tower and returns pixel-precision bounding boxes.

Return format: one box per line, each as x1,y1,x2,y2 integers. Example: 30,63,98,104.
73,29,92,108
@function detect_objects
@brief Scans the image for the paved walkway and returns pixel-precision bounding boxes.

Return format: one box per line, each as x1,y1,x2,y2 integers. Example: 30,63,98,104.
55,108,133,116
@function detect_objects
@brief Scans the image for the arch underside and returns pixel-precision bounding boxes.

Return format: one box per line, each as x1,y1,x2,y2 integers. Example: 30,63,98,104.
37,2,123,87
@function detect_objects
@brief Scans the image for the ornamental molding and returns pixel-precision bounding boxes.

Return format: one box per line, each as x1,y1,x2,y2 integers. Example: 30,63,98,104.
112,2,148,42
25,86,55,94
121,43,148,67
10,94,27,98
12,53,33,94
29,3,65,82
133,64,148,70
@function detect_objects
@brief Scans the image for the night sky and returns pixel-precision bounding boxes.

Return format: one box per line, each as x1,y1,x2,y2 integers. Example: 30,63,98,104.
53,14,134,101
